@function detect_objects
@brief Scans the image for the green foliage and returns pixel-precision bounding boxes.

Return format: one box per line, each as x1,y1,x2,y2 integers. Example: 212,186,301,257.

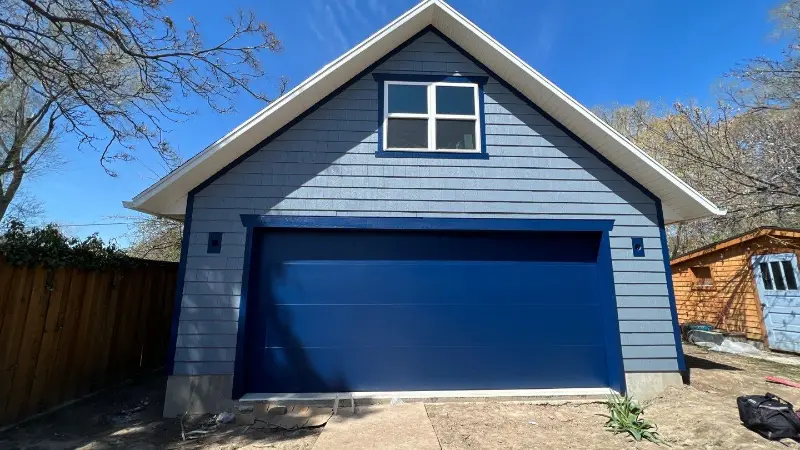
603,393,666,445
0,220,133,269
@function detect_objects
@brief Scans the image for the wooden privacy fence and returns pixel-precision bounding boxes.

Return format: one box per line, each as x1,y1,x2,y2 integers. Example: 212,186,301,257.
0,259,178,426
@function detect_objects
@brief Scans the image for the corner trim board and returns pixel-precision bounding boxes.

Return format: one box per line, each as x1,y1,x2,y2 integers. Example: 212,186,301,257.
232,225,256,399
655,200,687,372
166,193,194,376
599,230,627,394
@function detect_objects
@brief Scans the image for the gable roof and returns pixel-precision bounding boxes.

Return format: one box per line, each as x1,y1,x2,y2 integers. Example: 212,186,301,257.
671,226,800,266
123,0,724,224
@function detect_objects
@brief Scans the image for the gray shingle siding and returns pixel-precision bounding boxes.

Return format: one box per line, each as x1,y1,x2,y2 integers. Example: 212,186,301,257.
174,31,680,379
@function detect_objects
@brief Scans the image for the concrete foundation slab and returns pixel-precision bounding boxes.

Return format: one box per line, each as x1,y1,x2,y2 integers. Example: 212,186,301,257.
163,375,234,418
625,372,683,401
312,403,440,450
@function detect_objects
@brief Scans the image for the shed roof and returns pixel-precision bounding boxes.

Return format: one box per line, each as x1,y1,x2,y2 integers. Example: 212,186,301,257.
671,227,800,266
123,0,724,224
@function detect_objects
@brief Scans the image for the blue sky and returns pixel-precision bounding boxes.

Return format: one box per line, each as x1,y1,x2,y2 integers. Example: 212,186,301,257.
27,0,785,245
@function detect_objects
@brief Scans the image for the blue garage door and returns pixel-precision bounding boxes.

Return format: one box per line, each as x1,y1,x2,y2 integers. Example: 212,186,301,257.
242,228,618,393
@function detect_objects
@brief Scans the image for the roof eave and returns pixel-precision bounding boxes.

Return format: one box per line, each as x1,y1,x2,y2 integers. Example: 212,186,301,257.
124,0,725,224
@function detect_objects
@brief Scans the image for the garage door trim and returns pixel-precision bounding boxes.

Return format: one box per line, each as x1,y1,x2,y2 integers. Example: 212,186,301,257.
232,215,624,398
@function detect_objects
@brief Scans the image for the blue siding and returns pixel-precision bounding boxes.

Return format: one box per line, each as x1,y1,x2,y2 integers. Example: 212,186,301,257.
173,30,678,377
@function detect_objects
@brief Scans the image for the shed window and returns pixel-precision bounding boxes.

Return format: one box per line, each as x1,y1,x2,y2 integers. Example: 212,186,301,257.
760,260,799,291
760,262,774,290
783,261,798,290
383,81,480,153
690,266,713,288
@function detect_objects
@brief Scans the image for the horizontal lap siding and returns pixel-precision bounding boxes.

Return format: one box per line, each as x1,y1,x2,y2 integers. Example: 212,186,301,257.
176,31,676,376
672,237,800,341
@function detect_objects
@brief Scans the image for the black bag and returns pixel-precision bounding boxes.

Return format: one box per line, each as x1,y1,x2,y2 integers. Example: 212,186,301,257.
737,393,800,440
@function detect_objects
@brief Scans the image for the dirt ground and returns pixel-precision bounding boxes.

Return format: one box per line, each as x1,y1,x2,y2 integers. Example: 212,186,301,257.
427,345,800,449
0,377,322,450
4,344,800,449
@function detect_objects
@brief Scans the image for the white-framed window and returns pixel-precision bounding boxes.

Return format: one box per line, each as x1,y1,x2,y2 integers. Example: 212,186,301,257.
382,80,481,153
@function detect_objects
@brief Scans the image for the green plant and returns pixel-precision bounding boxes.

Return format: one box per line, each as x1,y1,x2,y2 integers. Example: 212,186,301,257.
603,393,666,445
0,220,134,269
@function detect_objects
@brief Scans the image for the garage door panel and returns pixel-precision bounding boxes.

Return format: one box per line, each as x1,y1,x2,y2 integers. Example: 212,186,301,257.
259,304,606,348
246,345,610,392
260,230,601,264
244,227,618,393
267,261,599,306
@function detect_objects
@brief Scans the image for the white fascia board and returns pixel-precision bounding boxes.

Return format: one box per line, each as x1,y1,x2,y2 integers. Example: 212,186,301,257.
125,0,724,224
431,1,724,222
125,0,438,215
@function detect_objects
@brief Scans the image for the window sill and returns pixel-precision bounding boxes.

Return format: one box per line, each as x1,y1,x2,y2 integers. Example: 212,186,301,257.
375,150,489,159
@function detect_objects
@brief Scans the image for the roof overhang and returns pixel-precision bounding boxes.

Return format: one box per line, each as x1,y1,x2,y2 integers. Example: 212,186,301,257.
124,0,725,224
671,227,800,265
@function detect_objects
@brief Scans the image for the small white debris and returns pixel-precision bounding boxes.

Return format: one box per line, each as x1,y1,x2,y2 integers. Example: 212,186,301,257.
528,421,537,425
389,397,405,406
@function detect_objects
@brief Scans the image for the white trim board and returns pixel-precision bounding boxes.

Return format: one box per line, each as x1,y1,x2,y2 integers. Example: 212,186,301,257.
123,0,724,224
238,388,615,402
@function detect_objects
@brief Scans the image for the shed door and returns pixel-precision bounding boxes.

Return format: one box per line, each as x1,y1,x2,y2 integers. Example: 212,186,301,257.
753,253,800,352
242,228,618,393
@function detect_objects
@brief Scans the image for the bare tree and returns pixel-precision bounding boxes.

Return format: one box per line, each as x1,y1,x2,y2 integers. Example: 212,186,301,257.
0,76,61,220
594,101,800,257
0,0,284,174
126,215,181,261
727,0,800,110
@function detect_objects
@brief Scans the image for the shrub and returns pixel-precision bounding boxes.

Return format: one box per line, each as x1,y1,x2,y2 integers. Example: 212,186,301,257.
0,220,133,269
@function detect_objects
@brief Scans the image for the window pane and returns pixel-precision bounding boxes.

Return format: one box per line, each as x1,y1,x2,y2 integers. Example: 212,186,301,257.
436,119,476,150
387,119,428,148
760,263,774,290
388,84,427,113
782,260,798,290
771,261,787,290
436,86,475,115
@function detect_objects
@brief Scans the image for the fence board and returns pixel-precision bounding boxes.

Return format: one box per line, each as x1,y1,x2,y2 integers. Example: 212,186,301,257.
95,272,122,390
26,268,68,418
0,267,34,422
4,268,50,422
0,259,177,426
51,269,87,407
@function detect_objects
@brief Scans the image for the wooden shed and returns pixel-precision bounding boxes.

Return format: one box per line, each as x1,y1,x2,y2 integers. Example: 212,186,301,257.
671,227,800,352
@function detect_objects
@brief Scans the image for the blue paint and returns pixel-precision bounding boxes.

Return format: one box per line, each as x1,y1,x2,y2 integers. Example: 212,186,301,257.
241,227,621,393
599,230,626,394
190,25,659,210
631,237,645,257
424,28,661,205
374,150,489,160
207,232,223,254
752,253,800,352
165,192,195,376
374,73,488,158
232,226,255,399
188,27,441,196
372,73,489,84
176,24,685,388
239,215,615,232
655,201,686,372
